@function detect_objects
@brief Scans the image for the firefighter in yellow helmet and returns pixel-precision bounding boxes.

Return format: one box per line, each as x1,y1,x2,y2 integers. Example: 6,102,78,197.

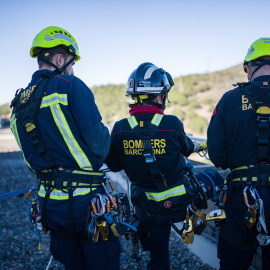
208,37,270,270
10,26,120,269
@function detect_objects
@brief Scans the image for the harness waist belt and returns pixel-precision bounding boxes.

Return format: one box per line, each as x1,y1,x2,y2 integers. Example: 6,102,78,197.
39,169,105,190
228,164,270,185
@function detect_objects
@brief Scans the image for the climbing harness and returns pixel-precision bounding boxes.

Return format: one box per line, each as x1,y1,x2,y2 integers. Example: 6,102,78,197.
84,176,136,243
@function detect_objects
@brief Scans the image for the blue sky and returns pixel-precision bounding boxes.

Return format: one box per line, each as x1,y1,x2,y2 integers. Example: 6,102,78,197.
1,0,270,105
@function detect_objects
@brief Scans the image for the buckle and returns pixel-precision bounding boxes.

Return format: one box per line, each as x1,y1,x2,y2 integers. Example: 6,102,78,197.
53,169,62,190
143,150,156,164
257,114,270,123
143,139,151,149
29,129,40,145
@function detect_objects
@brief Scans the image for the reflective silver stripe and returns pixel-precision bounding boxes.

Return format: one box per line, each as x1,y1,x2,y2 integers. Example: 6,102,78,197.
151,114,163,126
144,66,158,80
262,38,270,43
136,87,164,93
127,116,138,129
145,185,186,202
41,94,68,108
44,33,74,45
51,104,92,170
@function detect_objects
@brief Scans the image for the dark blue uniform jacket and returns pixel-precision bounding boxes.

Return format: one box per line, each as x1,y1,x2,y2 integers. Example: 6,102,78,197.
207,76,270,170
107,111,194,189
10,70,106,215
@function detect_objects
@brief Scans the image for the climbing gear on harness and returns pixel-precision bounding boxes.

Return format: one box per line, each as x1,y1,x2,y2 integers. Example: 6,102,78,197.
248,186,270,245
190,205,207,235
243,186,258,230
84,176,134,243
25,190,43,249
181,204,194,245
206,209,226,228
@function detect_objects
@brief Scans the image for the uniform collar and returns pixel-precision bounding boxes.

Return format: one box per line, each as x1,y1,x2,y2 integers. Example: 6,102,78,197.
31,69,53,82
129,105,164,116
252,75,270,88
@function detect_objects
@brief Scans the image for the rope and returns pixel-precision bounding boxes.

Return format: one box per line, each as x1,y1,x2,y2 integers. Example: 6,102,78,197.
0,187,33,199
45,255,53,270
256,198,270,246
188,161,217,201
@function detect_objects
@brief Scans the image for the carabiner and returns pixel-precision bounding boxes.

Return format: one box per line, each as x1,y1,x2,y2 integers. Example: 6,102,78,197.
243,186,251,209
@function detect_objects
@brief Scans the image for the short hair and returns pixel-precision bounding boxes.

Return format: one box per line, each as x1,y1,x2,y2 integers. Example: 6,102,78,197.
34,45,73,68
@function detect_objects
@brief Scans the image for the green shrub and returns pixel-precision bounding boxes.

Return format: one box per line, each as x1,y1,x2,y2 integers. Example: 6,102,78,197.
0,104,11,115
202,98,215,105
189,98,201,109
169,92,188,106
171,108,185,120
187,115,209,135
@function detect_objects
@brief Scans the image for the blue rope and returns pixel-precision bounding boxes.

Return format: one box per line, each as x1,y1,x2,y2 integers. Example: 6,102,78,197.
187,161,217,201
0,187,33,199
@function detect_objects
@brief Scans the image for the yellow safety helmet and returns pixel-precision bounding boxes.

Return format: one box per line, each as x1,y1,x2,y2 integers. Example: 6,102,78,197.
243,37,270,72
30,26,80,61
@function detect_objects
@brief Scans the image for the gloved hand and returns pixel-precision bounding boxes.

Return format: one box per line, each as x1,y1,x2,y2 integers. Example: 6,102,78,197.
193,142,200,153
199,141,207,150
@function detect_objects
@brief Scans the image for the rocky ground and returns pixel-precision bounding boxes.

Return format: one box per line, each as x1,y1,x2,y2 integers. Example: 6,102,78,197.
0,128,216,270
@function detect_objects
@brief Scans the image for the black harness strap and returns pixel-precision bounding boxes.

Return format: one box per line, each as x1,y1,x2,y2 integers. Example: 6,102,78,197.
239,83,270,163
132,123,167,191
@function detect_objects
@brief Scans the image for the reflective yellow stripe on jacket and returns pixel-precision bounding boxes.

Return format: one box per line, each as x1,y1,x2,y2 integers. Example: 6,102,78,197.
145,185,186,202
10,114,34,171
127,114,164,129
41,93,93,170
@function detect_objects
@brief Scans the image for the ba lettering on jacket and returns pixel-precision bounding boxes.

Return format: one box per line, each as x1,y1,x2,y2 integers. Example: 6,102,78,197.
123,139,166,155
242,95,253,111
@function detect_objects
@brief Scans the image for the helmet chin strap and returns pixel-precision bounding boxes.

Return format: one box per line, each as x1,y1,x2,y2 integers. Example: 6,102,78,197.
38,49,76,74
248,60,270,81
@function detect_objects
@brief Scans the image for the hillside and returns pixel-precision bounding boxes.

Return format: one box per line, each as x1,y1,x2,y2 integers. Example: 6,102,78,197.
0,64,247,136
92,64,246,136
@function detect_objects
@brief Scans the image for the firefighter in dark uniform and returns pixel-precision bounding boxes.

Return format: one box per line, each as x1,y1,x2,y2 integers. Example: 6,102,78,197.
208,37,270,270
10,26,120,270
106,62,223,270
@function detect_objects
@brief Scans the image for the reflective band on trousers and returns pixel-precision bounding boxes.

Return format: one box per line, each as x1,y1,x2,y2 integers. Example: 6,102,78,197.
145,185,186,202
38,185,98,200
